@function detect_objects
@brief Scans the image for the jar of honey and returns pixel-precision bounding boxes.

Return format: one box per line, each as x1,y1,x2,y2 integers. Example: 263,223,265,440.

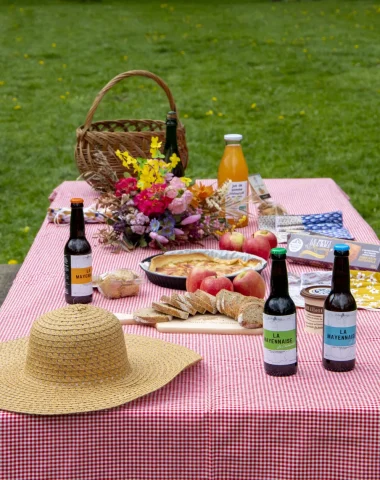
218,134,249,227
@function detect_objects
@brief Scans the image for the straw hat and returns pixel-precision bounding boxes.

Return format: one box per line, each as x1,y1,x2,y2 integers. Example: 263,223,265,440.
0,305,201,415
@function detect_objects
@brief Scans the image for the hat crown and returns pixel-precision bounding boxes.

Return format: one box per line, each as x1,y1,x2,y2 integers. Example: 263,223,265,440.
25,305,131,384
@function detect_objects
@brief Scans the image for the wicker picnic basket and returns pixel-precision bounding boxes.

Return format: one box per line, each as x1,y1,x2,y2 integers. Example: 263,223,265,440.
75,70,188,186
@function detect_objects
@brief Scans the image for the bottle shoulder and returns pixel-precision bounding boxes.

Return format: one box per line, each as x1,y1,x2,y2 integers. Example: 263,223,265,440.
264,296,296,316
64,238,91,255
324,292,357,312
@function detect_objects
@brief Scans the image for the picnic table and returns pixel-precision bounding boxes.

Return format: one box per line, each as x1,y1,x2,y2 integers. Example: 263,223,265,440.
0,178,379,480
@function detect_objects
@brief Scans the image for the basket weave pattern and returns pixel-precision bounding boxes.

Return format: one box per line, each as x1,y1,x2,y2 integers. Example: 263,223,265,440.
75,70,188,183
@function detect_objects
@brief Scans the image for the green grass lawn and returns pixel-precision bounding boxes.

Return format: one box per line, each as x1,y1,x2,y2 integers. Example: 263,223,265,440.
0,0,379,263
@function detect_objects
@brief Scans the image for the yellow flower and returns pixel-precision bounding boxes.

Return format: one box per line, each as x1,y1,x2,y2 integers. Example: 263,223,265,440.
169,153,180,168
57,77,62,82
62,64,67,68
303,48,308,53
183,113,189,118
52,43,56,48
123,55,128,61
180,50,185,55
278,115,285,120
181,177,192,186
24,53,28,58
8,259,18,265
354,45,359,49
322,36,326,41
0,81,4,86
13,105,21,110
299,110,305,116
212,96,217,101
205,110,214,116
196,24,202,28
65,91,70,95
160,3,168,7
150,136,162,150
217,112,223,117
251,103,257,109
12,97,17,101
60,95,66,100
21,226,30,233
39,60,44,65
116,150,138,171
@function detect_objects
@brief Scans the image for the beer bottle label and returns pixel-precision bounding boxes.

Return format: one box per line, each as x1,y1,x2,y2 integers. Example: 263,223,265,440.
263,313,297,365
64,254,92,297
324,310,356,361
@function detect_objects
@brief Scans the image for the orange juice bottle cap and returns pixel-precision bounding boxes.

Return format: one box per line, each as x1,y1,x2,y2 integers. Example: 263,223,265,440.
70,198,84,204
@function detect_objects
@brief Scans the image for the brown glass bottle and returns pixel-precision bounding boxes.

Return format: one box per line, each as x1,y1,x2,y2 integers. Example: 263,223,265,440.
263,248,297,376
323,244,356,372
163,111,185,178
64,198,92,304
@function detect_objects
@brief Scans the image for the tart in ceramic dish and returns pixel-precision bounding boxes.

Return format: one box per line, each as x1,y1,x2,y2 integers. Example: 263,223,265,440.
140,249,267,290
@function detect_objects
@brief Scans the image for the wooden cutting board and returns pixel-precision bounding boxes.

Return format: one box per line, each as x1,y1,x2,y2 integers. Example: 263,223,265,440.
114,313,262,335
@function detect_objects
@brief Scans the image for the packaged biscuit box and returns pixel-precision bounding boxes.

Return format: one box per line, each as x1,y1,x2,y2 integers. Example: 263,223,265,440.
287,232,380,271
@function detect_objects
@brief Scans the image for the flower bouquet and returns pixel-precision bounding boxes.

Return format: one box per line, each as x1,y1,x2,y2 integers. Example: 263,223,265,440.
89,137,247,251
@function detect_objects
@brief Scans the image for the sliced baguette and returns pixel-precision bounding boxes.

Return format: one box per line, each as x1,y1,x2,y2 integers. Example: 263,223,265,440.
194,290,217,314
184,292,207,314
133,307,171,325
237,301,264,329
160,294,196,315
171,293,197,315
152,302,189,320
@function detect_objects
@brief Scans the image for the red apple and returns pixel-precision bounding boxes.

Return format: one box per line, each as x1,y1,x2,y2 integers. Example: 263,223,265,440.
200,276,234,296
233,270,266,298
242,236,271,260
219,232,245,252
186,267,217,293
253,230,277,249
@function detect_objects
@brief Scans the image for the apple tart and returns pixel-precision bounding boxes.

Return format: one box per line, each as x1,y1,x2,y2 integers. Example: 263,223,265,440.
149,253,261,277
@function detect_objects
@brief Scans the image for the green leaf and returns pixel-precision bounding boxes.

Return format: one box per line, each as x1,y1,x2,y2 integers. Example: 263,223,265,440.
123,171,131,178
139,237,148,247
156,152,165,159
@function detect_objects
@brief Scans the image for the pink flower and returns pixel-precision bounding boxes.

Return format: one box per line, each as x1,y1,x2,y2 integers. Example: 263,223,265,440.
170,177,186,190
131,225,146,235
174,228,184,235
181,214,201,225
165,185,179,199
168,197,187,215
149,231,169,244
115,177,138,197
182,189,193,205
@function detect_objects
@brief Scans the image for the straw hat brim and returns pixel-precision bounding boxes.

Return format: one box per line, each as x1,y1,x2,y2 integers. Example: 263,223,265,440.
0,334,202,415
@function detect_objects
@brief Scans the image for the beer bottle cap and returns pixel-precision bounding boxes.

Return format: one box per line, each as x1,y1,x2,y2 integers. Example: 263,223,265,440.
334,244,350,253
70,198,84,204
271,247,287,259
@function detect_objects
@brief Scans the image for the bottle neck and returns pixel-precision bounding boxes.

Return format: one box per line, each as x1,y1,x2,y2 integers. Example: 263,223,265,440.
165,121,178,151
70,206,85,238
225,141,242,147
331,255,350,293
270,258,289,297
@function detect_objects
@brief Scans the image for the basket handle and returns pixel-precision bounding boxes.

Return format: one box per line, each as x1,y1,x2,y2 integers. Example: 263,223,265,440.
82,70,179,133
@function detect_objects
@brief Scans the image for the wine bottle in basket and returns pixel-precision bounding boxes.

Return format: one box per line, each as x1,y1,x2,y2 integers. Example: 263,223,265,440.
164,111,185,178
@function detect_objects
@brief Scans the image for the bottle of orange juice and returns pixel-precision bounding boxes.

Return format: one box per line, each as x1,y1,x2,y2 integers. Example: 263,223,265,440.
218,134,249,227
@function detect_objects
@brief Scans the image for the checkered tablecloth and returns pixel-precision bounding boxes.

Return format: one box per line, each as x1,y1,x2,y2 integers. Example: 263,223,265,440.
0,179,379,480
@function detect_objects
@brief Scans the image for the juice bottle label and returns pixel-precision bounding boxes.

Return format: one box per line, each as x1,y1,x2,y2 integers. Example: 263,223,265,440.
64,254,92,297
226,181,248,219
263,313,297,365
323,310,356,361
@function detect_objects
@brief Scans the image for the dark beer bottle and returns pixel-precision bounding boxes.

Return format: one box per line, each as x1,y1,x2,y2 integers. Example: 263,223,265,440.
163,111,185,178
64,198,92,304
323,244,356,372
263,248,297,376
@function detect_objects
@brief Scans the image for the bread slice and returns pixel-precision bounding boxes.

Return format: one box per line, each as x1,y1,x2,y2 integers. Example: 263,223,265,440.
159,294,195,315
133,307,171,325
215,290,236,315
184,292,207,314
233,296,263,320
237,300,264,329
194,290,217,314
171,293,197,315
152,302,189,320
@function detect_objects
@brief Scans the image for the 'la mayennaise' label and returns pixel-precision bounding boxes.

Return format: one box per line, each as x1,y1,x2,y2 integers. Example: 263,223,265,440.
65,254,92,297
263,313,297,366
324,310,356,361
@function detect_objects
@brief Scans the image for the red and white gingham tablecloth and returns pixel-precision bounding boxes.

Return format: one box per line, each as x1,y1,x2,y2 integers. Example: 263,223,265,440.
0,179,379,480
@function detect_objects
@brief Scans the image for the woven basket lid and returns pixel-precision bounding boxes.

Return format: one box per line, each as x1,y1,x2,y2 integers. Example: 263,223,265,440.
0,305,201,415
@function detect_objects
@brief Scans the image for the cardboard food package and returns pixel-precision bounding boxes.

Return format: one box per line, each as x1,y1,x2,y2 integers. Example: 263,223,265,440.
287,232,380,271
